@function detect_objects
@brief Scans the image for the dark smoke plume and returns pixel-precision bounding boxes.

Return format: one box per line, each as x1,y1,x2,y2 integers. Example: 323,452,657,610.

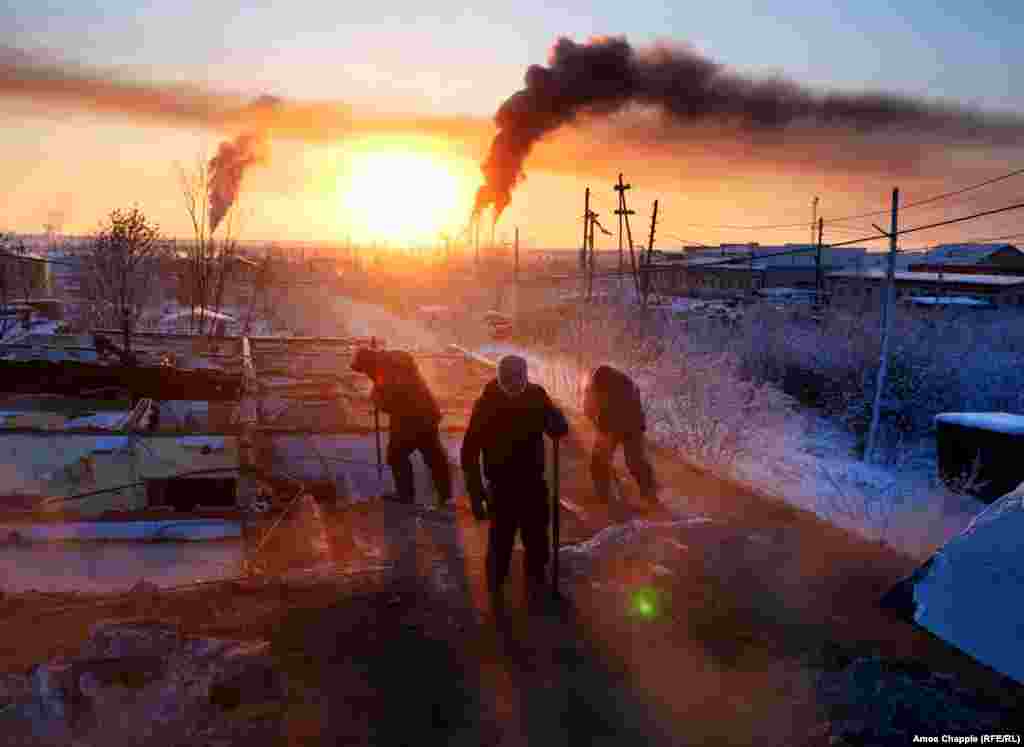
0,48,486,144
208,132,267,233
205,95,282,232
474,35,1024,223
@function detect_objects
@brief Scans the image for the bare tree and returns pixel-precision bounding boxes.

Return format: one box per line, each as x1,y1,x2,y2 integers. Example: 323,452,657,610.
81,207,166,352
177,152,241,336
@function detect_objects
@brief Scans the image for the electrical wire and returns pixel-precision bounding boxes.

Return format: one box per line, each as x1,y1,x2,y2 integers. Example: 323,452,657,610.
666,165,1024,232
826,199,1024,249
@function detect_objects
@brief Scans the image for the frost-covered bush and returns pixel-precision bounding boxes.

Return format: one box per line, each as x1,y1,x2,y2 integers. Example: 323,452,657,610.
714,303,1024,462
534,303,803,473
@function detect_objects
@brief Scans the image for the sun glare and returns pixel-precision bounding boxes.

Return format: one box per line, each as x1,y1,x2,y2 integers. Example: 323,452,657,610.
337,139,474,246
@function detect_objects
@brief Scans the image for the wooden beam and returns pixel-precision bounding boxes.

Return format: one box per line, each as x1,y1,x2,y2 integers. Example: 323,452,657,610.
0,359,243,400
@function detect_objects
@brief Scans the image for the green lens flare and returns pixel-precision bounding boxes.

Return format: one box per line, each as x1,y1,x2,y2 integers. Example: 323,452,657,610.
629,587,661,620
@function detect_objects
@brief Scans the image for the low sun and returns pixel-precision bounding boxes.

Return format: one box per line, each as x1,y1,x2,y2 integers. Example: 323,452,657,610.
337,139,474,246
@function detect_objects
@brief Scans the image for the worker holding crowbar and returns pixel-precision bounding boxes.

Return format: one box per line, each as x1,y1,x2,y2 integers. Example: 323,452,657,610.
462,354,569,617
351,345,452,507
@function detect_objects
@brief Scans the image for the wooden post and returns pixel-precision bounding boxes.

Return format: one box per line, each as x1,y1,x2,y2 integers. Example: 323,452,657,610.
643,200,658,306
514,227,519,284
615,174,626,286
811,196,819,246
580,188,590,273
618,180,641,300
815,217,824,306
586,211,597,302
866,187,899,462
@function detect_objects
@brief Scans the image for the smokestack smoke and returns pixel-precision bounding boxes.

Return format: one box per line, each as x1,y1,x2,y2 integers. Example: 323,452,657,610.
0,48,490,146
475,35,1024,222
205,95,281,232
208,132,268,233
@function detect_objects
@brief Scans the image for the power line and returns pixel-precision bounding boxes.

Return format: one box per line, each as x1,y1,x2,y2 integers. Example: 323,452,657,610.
827,166,1024,225
668,166,1024,231
826,199,1024,249
929,229,1024,246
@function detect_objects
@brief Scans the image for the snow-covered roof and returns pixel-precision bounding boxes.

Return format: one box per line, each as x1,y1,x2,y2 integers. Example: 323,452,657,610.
885,485,1024,684
160,309,237,323
678,259,769,271
827,269,1024,287
904,296,994,307
934,412,1024,435
921,243,1021,264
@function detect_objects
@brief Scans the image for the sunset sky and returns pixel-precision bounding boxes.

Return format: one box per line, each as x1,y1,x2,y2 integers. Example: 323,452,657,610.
4,1,1023,250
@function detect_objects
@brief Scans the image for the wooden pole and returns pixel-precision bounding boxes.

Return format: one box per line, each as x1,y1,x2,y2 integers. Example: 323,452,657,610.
815,217,824,306
620,182,641,300
514,227,519,284
643,200,658,306
866,187,899,462
586,211,597,302
614,174,634,297
581,188,590,273
811,196,819,246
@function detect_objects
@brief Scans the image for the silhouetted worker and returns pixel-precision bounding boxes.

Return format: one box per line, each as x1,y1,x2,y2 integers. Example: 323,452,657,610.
583,365,658,507
461,354,569,613
350,347,453,507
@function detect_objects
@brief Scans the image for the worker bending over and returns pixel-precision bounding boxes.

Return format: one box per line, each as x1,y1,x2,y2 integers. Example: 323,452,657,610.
351,347,452,507
583,364,658,508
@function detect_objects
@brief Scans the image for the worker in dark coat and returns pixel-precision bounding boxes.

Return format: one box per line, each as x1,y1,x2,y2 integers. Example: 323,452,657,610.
583,365,657,506
461,354,569,612
351,347,452,507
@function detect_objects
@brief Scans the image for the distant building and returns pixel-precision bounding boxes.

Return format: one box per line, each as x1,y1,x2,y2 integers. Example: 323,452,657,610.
916,243,1024,268
907,243,1024,275
826,269,1024,309
656,244,870,296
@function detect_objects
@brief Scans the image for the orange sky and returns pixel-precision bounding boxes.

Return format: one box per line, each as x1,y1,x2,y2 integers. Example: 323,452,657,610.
2,59,1021,251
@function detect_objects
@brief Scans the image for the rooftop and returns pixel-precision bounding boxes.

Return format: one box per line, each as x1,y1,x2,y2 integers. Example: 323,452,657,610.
827,269,1024,287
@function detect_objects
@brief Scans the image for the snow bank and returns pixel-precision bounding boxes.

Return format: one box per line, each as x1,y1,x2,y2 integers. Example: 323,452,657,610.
934,412,1024,435
903,485,1024,684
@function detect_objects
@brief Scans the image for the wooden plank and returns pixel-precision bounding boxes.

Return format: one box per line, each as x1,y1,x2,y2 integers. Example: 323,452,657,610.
0,359,243,400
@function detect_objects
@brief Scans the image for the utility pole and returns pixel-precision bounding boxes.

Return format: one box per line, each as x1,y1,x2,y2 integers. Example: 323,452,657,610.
580,188,590,273
642,199,658,307
514,227,519,284
616,176,641,300
614,174,632,288
815,217,824,306
811,196,819,246
586,210,598,302
866,187,899,463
